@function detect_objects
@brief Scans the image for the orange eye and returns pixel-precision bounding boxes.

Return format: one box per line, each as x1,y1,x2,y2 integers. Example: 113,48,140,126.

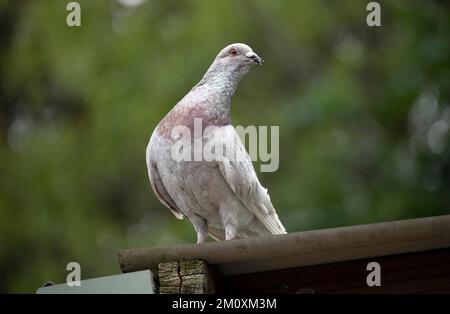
229,48,238,56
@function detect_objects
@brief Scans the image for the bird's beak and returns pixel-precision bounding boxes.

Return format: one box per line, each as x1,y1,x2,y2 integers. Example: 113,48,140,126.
246,51,263,65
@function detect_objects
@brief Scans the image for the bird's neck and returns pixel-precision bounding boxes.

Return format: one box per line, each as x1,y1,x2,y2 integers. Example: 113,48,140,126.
193,61,247,107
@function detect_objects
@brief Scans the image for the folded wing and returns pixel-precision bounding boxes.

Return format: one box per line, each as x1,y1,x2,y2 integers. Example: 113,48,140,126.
211,126,287,235
147,144,184,220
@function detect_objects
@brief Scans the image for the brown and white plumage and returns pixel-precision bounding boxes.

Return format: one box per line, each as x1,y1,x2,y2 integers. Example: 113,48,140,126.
146,43,286,243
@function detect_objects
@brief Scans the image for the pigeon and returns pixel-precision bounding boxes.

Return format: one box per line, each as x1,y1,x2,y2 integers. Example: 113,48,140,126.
146,43,286,243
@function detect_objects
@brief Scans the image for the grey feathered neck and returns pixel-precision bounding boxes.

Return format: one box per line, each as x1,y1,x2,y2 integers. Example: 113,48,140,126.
170,56,251,126
192,59,248,105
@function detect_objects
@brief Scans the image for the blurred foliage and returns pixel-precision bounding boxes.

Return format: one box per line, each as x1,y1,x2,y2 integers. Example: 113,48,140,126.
0,0,449,292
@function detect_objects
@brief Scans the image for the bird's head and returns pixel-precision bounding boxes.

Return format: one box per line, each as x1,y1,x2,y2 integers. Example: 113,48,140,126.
196,43,263,90
214,43,263,75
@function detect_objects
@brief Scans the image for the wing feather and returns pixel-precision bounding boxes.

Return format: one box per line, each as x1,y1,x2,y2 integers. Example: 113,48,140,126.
148,160,184,220
212,126,286,235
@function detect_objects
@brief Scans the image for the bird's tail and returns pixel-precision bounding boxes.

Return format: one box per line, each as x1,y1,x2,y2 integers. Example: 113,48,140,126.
262,212,287,235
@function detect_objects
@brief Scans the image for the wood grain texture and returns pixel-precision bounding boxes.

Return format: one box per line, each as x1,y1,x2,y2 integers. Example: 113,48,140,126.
158,259,222,294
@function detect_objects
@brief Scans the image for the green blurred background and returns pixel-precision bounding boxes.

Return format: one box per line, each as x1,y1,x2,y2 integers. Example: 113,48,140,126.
0,0,449,293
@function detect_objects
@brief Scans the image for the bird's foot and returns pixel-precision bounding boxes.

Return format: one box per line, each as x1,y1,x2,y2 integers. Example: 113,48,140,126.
192,216,208,244
225,224,237,241
196,234,207,244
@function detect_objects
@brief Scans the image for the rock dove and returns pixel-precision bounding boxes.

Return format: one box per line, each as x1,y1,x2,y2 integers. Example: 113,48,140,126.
146,43,286,243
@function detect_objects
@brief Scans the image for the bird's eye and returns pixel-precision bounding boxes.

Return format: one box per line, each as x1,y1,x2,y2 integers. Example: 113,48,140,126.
229,48,238,56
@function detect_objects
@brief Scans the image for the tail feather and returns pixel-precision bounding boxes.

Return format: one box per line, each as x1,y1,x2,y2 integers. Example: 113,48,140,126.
261,212,287,235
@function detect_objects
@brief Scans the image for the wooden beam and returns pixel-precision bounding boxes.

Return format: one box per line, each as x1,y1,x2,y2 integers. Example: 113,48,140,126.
224,248,450,294
118,215,450,277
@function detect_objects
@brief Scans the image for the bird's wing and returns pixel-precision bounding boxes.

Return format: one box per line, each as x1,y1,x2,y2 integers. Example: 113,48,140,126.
147,155,184,220
209,125,286,235
207,227,225,241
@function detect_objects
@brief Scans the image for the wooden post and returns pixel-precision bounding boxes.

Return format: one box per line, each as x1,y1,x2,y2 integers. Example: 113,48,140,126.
158,259,222,294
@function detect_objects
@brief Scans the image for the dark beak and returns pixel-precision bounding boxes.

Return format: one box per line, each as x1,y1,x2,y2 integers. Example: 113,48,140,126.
246,52,263,65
